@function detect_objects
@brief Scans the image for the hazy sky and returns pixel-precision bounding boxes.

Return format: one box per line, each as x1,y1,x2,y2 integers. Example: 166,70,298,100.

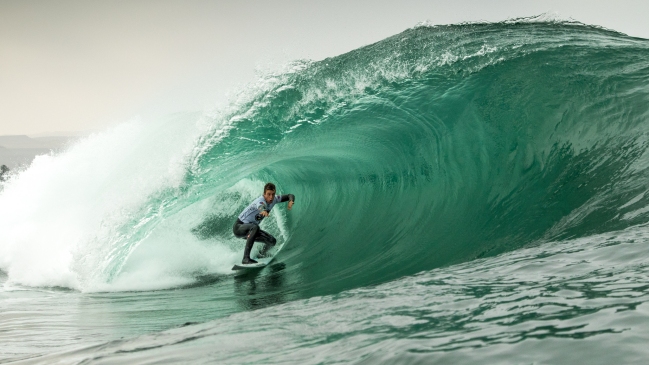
1,0,648,136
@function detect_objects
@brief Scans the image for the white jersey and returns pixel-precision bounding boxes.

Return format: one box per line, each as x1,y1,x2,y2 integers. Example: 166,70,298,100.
238,195,283,225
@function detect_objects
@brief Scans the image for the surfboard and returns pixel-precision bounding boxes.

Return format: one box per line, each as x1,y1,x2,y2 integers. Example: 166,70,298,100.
231,243,284,271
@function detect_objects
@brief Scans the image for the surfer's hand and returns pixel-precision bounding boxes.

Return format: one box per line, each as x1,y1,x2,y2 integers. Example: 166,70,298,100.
288,201,294,210
261,210,269,217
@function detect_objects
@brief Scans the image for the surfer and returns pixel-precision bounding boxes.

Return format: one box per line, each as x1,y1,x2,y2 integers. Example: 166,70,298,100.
233,182,295,264
0,165,9,181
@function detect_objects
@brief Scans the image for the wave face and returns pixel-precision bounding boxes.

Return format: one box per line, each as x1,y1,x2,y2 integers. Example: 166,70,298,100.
2,20,649,298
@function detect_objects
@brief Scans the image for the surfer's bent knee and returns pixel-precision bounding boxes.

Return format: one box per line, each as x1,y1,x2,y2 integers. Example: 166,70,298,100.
249,224,259,235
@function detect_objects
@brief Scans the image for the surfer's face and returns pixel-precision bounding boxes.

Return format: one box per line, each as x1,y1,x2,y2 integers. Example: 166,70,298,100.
264,190,276,204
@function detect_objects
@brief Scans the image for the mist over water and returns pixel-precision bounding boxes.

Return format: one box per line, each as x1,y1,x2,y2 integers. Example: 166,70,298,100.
2,17,649,364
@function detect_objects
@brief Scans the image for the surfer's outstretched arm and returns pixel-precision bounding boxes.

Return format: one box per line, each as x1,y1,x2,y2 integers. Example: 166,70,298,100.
278,194,295,210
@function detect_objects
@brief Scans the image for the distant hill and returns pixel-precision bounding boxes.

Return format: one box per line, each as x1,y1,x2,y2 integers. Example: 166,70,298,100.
0,135,79,169
0,135,76,149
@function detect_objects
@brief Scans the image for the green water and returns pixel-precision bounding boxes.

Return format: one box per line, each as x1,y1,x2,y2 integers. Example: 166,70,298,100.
2,18,649,364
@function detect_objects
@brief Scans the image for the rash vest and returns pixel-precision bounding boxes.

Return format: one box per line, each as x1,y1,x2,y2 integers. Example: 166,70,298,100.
238,195,283,225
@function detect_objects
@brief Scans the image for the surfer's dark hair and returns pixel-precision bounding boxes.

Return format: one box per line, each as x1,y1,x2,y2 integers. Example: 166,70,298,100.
264,182,276,193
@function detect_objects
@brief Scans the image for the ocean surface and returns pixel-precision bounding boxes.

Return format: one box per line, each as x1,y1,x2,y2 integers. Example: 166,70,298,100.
2,17,649,364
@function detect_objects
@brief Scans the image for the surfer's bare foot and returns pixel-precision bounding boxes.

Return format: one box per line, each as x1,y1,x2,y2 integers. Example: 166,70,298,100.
242,257,258,265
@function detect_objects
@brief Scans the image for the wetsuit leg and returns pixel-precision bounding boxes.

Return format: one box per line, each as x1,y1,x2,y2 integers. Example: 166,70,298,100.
243,225,259,261
233,222,255,238
233,222,258,261
257,230,277,256
232,222,277,260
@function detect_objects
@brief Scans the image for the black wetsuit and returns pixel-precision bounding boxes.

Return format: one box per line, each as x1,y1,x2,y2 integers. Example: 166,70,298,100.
233,194,294,262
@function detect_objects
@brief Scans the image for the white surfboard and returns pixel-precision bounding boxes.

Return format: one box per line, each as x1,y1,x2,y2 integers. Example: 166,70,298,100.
231,243,285,271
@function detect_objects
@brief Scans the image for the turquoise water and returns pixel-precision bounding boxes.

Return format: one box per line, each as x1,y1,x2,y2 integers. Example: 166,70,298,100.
2,18,649,364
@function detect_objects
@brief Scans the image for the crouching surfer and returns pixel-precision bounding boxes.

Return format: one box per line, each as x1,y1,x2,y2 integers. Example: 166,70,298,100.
233,182,295,264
